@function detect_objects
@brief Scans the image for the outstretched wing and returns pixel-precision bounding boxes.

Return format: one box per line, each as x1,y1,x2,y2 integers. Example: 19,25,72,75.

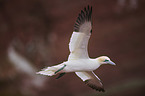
75,71,105,92
68,6,92,60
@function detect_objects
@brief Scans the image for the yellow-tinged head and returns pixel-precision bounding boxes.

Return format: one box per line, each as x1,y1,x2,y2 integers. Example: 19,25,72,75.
97,56,116,65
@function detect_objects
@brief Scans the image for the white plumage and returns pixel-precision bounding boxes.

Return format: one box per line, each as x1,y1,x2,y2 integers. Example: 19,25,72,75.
37,6,115,92
68,32,90,60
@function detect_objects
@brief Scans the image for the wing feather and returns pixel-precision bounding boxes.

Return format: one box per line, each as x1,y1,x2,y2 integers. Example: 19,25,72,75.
68,6,92,60
75,71,105,92
74,5,92,34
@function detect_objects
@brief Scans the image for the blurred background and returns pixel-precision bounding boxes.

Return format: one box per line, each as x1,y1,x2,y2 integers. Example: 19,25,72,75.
0,0,145,96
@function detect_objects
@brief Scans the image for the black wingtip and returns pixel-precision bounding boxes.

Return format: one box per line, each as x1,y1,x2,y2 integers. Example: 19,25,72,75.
74,5,92,32
85,79,105,92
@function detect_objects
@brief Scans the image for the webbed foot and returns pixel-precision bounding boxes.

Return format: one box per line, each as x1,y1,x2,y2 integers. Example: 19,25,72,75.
54,64,66,74
56,72,66,79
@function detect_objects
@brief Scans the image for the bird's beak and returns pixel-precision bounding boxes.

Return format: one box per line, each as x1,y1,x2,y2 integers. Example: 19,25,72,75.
108,61,116,65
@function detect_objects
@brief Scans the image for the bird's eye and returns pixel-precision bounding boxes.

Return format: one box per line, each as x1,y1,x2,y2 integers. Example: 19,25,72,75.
104,59,109,62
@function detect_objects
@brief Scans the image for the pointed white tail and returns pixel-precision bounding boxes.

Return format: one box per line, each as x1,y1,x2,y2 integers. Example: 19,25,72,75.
36,64,65,76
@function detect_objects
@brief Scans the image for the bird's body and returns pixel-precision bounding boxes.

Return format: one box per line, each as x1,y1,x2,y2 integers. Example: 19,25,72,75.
60,59,100,73
38,59,100,76
64,59,100,72
37,6,116,92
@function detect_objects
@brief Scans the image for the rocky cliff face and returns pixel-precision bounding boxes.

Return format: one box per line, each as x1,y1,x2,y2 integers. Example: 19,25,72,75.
0,0,145,96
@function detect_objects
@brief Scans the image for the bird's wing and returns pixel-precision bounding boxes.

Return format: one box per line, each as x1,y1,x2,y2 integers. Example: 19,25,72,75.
68,6,92,60
75,71,105,92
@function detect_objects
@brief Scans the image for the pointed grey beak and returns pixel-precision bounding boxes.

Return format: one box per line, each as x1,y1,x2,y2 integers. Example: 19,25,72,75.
108,61,116,65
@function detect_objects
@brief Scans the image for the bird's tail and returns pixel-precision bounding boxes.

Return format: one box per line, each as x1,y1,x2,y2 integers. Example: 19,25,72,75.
36,64,66,76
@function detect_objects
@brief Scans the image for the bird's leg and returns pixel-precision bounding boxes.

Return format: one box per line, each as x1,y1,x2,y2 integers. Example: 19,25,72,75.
56,72,66,79
54,64,66,74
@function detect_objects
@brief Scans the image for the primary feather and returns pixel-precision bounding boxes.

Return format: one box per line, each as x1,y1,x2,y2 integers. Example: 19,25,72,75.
68,6,92,60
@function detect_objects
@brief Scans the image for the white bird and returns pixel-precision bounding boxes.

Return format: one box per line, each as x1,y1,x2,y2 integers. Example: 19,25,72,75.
37,5,116,92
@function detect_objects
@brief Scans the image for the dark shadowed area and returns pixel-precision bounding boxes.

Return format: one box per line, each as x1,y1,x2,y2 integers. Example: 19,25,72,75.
0,0,145,96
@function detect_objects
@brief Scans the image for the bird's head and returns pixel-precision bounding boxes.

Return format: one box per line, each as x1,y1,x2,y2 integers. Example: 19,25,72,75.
97,56,116,65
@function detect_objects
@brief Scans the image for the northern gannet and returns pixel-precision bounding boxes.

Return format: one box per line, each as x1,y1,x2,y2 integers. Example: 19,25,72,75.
37,5,116,92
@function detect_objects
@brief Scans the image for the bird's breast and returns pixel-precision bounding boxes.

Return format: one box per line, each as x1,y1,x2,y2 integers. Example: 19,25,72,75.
63,59,100,72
